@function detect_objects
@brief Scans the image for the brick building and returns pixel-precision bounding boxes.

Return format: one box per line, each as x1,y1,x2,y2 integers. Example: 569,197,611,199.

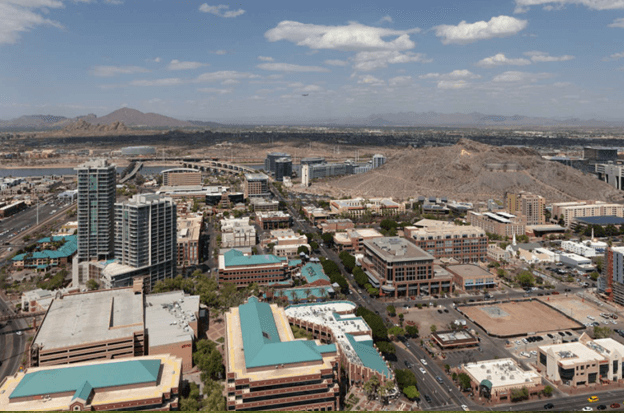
218,249,291,287
177,215,203,266
162,168,202,187
244,173,270,198
468,211,526,238
506,192,546,226
256,211,292,230
333,228,383,252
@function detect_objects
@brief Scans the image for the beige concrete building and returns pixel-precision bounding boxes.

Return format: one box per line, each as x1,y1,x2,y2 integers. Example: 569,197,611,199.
220,217,256,248
320,219,354,233
462,358,543,403
177,215,203,266
468,211,526,238
330,198,405,218
552,201,624,227
162,168,202,187
537,333,624,386
506,192,546,226
262,229,310,258
446,264,497,291
333,228,383,252
28,286,203,373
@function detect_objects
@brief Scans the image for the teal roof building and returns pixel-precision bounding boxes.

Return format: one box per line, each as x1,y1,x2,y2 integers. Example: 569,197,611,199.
223,249,286,267
238,297,336,369
12,235,77,266
300,262,330,284
10,359,161,401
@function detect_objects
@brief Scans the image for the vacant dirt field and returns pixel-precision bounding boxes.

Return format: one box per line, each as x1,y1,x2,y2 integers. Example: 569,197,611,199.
459,300,584,337
542,295,618,324
402,305,456,337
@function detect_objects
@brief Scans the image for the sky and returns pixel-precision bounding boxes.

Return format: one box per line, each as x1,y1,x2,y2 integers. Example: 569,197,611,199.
1,0,624,123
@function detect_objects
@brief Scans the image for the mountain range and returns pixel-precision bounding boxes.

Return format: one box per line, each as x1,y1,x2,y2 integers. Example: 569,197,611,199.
1,108,623,130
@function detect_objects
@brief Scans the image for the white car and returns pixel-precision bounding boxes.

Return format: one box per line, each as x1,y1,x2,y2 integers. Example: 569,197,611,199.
461,405,470,411
420,359,428,366
16,331,23,336
419,367,427,374
582,407,593,411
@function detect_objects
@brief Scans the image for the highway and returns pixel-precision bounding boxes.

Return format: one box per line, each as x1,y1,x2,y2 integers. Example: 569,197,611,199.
0,296,27,380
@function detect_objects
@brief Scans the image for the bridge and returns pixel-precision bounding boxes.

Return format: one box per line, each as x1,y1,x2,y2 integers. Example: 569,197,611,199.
119,161,144,184
181,160,258,175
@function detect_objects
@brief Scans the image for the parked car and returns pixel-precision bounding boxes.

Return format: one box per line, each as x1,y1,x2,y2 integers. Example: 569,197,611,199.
544,403,555,409
461,405,470,411
588,396,599,403
423,394,432,403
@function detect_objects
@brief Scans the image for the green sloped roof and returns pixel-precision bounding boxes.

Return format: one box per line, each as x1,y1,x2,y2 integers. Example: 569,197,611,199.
11,359,161,400
238,297,327,369
12,236,77,262
224,249,285,267
72,381,93,401
346,333,391,378
300,263,330,284
288,259,302,267
480,379,493,389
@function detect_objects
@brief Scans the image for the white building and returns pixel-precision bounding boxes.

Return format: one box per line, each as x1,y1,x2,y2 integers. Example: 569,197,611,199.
220,217,256,248
558,252,595,271
461,358,542,402
561,240,608,258
301,164,310,187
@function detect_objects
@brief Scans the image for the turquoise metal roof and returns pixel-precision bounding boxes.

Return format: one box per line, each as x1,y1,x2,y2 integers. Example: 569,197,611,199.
238,297,332,369
10,359,161,400
223,249,285,267
280,286,334,301
288,259,302,267
72,381,93,401
12,235,77,262
346,334,391,378
300,263,330,284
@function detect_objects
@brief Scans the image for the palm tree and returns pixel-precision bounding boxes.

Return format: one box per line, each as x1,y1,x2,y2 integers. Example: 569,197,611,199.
289,290,298,304
304,288,312,302
318,288,328,302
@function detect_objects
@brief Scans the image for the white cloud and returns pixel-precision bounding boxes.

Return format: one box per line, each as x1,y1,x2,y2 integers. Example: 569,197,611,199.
475,53,531,67
198,87,233,94
0,0,66,45
419,70,481,80
221,79,240,85
198,4,245,18
356,75,386,86
524,51,575,62
515,0,624,13
210,49,229,55
609,17,624,27
433,15,527,45
196,71,258,82
378,15,393,24
91,65,150,77
324,59,349,66
146,57,161,63
167,60,209,70
147,98,164,104
553,82,571,87
130,78,183,86
257,63,330,72
388,76,413,86
602,51,624,61
352,50,431,71
492,71,553,83
257,56,274,61
437,80,469,89
265,21,421,51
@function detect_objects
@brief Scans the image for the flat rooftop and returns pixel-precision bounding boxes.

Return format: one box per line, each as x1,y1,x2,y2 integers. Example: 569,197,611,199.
446,264,493,279
539,342,606,367
245,172,269,181
145,291,199,347
463,358,540,389
34,289,143,351
363,237,433,262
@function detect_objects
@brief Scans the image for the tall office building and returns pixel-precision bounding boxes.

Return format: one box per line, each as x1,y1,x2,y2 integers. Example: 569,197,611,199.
264,152,291,174
75,159,116,262
114,194,177,289
275,157,292,182
505,191,546,226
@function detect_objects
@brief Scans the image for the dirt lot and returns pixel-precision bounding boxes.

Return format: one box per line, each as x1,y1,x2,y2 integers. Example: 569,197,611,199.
401,305,457,336
542,295,618,325
458,300,584,337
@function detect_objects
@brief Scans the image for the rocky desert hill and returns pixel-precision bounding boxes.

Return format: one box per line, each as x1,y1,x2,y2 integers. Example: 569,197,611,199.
86,108,193,128
44,119,134,136
306,139,624,203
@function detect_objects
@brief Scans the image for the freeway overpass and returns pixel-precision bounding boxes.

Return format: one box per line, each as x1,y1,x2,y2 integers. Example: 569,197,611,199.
181,160,258,175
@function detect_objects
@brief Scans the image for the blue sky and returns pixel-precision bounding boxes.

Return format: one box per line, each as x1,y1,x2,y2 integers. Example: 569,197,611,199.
1,0,624,122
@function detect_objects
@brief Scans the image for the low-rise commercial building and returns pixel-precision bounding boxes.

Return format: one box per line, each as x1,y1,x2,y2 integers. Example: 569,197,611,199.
361,237,452,298
29,286,202,373
431,330,479,349
330,198,405,217
249,197,279,212
558,252,595,271
218,249,290,287
468,211,526,238
302,205,335,225
162,168,202,187
0,200,26,218
445,264,497,291
404,222,488,263
12,235,77,270
461,358,543,403
333,228,383,252
537,333,624,386
561,240,608,258
256,211,292,230
221,217,256,248
263,229,310,258
0,355,182,411
320,219,354,233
